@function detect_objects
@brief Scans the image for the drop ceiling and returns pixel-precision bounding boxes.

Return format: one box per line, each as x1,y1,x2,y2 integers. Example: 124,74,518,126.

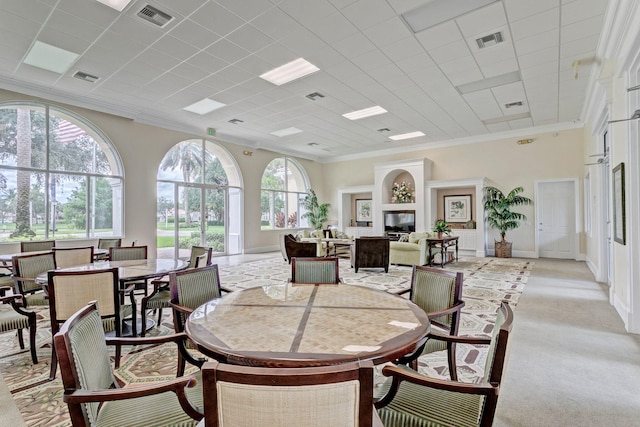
0,0,609,162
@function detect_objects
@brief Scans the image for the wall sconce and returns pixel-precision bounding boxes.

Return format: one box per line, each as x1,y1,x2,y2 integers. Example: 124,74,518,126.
517,139,533,145
242,150,253,156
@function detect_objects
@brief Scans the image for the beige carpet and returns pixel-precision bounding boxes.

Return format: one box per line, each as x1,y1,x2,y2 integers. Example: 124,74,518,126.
0,256,532,426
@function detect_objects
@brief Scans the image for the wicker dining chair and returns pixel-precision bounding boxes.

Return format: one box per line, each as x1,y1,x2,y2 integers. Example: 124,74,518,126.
12,251,56,308
170,265,225,376
140,246,212,337
54,301,203,427
47,267,136,380
375,302,514,427
0,286,38,364
290,257,341,284
53,246,94,268
201,360,382,427
20,240,55,253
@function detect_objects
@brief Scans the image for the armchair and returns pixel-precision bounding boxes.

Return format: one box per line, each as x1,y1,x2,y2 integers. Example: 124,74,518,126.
282,234,317,264
141,246,212,336
53,246,94,268
20,239,54,253
54,301,203,427
350,236,390,273
375,302,514,427
201,360,382,426
396,265,465,380
47,267,136,380
0,286,38,364
291,257,340,284
389,232,435,266
12,251,56,308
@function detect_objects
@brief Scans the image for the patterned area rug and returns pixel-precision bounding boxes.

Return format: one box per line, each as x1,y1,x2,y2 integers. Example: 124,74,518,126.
0,256,532,426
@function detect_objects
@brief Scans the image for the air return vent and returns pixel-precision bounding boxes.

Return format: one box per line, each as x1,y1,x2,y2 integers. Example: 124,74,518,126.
137,4,173,27
73,71,99,83
476,32,503,49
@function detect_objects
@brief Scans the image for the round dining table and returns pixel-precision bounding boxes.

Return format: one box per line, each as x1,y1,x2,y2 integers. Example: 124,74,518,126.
35,258,189,286
185,283,430,368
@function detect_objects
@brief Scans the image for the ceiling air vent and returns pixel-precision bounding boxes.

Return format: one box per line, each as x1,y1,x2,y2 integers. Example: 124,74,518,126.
505,101,523,108
377,128,391,133
305,92,325,101
137,5,173,27
228,119,244,124
476,32,503,49
73,71,99,83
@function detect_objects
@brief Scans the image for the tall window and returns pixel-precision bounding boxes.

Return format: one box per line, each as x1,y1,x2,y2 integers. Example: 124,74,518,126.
157,139,242,258
261,158,309,230
0,103,123,242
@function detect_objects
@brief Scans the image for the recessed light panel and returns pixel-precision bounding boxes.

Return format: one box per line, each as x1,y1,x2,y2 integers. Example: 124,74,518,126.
260,58,319,86
342,106,388,120
270,127,303,137
183,98,226,115
95,0,134,12
456,71,521,94
23,41,79,74
402,0,499,33
389,131,426,141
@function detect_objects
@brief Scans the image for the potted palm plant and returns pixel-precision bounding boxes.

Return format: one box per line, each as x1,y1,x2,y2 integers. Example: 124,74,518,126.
433,219,451,238
483,186,533,258
301,189,330,231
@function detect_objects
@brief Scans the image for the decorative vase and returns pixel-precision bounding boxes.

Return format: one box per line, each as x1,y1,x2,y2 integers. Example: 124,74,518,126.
437,232,443,239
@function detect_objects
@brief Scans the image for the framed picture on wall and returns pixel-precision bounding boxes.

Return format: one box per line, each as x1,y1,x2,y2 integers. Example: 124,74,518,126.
444,195,472,223
356,199,372,222
613,162,625,245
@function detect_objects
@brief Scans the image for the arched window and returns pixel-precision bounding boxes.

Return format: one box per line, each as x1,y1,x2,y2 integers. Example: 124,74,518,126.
157,139,242,258
0,102,123,241
260,158,309,230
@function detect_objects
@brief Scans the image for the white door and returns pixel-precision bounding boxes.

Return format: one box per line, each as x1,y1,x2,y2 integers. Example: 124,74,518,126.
538,181,576,259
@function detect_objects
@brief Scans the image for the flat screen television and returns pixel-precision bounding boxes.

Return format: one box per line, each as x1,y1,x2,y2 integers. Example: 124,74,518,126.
384,212,415,233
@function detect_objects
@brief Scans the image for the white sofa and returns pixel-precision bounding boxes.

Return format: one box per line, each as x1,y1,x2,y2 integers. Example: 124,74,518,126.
389,232,437,266
296,229,353,257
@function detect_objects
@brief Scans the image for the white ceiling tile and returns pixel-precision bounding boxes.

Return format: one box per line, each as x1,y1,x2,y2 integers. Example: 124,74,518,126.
510,8,560,41
187,51,229,73
250,7,303,41
37,28,92,55
508,117,533,129
414,21,462,51
504,0,559,22
428,39,472,64
560,35,599,59
332,32,377,58
439,56,480,80
206,38,251,64
215,65,258,85
351,50,392,72
380,37,426,63
463,90,503,120
254,43,298,66
561,0,608,26
169,20,220,50
395,53,437,75
153,35,200,61
59,0,117,27
561,14,605,43
362,16,412,48
478,57,519,78
341,0,397,30
473,43,517,68
455,1,507,39
446,66,485,86
48,9,107,43
306,11,359,44
278,0,337,27
486,122,511,132
518,46,559,69
491,81,527,105
215,0,275,21
189,2,246,37
226,25,274,53
513,29,559,56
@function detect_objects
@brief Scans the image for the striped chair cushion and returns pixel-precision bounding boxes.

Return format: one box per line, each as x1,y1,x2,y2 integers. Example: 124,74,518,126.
101,304,133,333
16,253,56,293
411,270,455,326
377,378,483,427
0,307,30,332
24,292,49,307
145,289,171,310
293,260,338,284
216,380,359,426
176,268,221,310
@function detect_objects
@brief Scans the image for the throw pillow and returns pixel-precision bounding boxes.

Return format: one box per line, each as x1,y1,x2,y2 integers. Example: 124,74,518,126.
398,234,409,242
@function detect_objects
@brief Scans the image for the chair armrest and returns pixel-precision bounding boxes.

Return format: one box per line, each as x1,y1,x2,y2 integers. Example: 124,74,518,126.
0,293,35,317
63,375,203,420
382,365,499,396
427,301,466,320
170,302,194,317
0,285,11,296
106,332,190,347
428,330,491,346
219,286,232,294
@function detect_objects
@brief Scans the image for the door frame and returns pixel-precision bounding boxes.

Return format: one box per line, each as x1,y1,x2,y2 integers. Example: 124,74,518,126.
534,178,581,260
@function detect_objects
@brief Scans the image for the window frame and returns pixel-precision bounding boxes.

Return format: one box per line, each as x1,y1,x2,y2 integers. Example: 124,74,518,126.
260,157,310,230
